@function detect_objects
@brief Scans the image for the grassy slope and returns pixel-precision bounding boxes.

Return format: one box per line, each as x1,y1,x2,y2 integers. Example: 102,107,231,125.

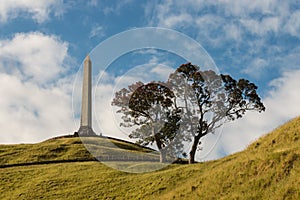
0,137,93,165
0,136,157,166
0,117,299,199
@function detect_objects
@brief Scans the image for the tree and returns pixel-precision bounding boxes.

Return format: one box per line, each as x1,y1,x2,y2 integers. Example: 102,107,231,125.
168,63,265,163
111,81,182,162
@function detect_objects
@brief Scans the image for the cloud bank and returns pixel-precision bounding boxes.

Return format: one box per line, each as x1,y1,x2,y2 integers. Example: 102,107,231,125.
0,32,74,143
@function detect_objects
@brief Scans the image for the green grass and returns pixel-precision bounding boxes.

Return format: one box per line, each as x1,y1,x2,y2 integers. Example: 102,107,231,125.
0,117,300,199
0,136,159,166
0,137,93,165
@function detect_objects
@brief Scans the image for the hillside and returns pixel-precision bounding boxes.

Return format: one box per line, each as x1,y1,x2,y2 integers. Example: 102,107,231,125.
0,117,299,199
0,136,160,169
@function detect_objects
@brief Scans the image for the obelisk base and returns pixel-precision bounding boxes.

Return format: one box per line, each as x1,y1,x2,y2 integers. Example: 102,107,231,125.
77,126,96,136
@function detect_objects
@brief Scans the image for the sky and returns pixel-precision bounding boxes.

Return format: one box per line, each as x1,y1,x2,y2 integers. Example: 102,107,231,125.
0,0,300,161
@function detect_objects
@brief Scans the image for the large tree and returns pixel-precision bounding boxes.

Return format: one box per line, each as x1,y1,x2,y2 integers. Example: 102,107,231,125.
111,82,182,162
168,63,265,163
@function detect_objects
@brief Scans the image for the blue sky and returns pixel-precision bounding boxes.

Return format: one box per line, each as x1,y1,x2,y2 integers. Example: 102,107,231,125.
0,0,300,160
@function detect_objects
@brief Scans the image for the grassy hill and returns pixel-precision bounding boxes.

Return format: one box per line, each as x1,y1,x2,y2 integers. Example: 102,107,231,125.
0,136,162,165
0,117,299,199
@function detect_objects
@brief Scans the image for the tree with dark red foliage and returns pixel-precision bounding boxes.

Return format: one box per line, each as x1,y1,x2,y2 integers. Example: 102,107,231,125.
112,82,182,162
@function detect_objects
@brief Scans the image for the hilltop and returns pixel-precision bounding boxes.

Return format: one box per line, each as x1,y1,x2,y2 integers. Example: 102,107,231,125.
0,136,161,169
0,117,299,199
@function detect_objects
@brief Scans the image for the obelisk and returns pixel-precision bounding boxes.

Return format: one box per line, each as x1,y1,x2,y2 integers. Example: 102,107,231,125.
77,55,96,136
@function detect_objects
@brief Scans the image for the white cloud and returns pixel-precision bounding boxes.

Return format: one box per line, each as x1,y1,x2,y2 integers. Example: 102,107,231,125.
90,24,105,38
102,0,134,16
0,32,69,84
150,65,174,80
163,13,193,28
264,70,300,119
223,23,242,42
242,58,268,78
194,14,229,47
240,17,279,36
284,10,300,38
219,0,276,17
277,47,300,70
88,0,98,7
0,73,75,144
0,0,64,23
0,32,75,144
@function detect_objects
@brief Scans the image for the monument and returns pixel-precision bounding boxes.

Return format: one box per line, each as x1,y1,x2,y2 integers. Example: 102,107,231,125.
77,55,96,136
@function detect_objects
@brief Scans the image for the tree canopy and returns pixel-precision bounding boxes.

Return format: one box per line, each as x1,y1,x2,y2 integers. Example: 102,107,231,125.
112,82,182,162
168,63,265,163
112,63,265,164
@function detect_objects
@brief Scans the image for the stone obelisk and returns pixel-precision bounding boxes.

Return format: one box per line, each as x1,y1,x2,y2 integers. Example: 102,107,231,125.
77,55,96,136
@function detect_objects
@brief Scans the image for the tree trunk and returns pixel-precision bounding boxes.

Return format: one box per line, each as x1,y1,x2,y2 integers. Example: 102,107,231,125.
153,124,166,163
189,136,201,164
160,149,167,163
